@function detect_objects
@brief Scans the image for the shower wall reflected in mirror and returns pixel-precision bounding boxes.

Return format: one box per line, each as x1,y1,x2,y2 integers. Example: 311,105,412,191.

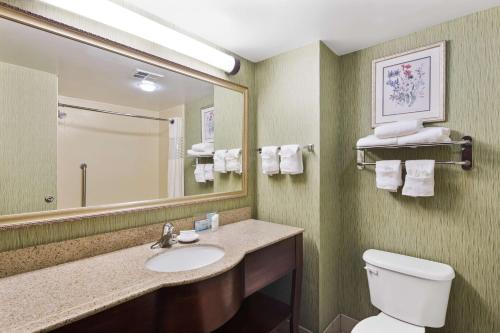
0,17,245,218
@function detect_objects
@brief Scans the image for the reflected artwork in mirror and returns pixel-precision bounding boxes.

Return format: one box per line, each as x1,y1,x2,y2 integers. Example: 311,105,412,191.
0,10,247,225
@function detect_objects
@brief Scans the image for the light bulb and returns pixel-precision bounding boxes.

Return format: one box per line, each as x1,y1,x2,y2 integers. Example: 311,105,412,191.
138,80,157,92
39,0,240,74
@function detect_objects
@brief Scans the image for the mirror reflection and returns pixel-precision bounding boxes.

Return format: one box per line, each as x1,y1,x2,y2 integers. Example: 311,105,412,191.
0,18,244,217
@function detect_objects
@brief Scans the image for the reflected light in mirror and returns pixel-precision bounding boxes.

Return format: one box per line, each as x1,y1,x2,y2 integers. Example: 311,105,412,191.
39,0,240,74
138,80,157,92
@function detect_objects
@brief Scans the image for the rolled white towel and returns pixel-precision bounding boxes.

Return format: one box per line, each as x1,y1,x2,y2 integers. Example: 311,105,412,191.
192,142,214,153
374,120,423,139
204,164,214,181
357,135,397,147
214,150,227,173
261,146,280,176
402,160,435,197
375,160,402,192
226,148,242,174
194,164,206,183
397,127,451,145
187,149,213,157
280,144,303,175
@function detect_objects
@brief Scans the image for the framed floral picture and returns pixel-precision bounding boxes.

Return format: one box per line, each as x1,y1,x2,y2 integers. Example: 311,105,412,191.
372,41,446,127
201,106,215,143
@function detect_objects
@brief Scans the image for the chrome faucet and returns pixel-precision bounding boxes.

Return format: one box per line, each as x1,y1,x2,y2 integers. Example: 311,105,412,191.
151,223,177,249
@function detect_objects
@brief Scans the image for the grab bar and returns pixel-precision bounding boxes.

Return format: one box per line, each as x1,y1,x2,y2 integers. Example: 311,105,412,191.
80,163,87,207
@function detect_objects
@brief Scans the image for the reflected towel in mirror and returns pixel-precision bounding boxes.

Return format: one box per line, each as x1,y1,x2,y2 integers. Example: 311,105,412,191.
226,148,242,174
204,164,214,181
194,164,206,183
214,150,228,173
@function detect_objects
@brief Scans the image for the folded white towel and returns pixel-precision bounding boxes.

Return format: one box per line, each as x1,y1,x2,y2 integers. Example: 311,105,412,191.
187,149,213,157
191,142,214,153
357,135,398,147
214,150,227,173
402,160,435,197
375,160,402,192
226,148,242,174
280,144,303,175
194,164,206,183
397,127,451,145
374,120,423,139
204,163,214,181
261,146,280,176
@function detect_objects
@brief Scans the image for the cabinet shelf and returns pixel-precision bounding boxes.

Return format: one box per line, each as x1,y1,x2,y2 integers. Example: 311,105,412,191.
213,292,290,333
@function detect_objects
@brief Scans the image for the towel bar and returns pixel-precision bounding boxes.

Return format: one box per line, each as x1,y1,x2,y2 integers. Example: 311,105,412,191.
257,144,314,154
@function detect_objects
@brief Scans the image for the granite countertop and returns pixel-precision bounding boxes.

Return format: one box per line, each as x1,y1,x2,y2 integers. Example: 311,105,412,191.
0,219,303,333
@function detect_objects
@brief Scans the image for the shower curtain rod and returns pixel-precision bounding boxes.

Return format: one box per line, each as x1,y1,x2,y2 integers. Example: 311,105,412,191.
58,103,175,124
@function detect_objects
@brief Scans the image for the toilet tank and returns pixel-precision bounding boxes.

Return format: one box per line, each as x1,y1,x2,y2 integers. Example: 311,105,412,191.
363,249,455,328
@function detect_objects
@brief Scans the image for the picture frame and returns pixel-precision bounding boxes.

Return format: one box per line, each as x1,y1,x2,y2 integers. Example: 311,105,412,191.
372,41,446,127
201,106,215,143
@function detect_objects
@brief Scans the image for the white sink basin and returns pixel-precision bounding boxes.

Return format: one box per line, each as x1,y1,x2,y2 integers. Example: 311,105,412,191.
145,245,225,273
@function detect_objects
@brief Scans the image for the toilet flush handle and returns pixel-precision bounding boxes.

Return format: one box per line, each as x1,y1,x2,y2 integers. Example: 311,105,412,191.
364,266,378,276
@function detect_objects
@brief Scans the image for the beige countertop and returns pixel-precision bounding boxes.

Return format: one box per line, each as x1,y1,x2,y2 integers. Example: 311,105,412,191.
0,219,303,333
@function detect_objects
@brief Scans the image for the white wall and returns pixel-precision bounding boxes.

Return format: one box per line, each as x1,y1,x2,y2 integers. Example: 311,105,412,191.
57,96,164,209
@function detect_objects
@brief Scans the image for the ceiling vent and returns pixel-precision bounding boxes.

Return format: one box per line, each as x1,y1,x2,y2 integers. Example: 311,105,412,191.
133,69,164,81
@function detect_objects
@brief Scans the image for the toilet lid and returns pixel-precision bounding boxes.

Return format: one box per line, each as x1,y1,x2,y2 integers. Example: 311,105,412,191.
352,313,425,333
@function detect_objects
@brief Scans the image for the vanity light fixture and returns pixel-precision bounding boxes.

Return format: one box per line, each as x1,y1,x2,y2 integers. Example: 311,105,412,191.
138,80,157,92
39,0,241,74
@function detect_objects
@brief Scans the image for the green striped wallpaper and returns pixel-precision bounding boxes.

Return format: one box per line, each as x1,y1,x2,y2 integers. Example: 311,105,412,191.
0,62,58,215
256,43,321,332
338,7,500,333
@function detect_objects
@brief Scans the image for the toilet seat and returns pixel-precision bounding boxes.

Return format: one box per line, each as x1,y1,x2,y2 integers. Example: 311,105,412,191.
352,313,425,333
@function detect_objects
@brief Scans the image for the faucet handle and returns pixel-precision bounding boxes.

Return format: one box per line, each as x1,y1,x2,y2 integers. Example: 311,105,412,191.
163,223,174,235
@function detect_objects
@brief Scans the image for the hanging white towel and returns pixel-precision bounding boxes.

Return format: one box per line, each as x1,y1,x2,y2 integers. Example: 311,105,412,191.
261,146,280,176
374,120,423,139
397,127,451,145
226,148,242,174
280,145,303,175
214,150,228,173
204,164,214,181
194,163,206,183
402,160,435,197
375,160,402,192
357,135,398,147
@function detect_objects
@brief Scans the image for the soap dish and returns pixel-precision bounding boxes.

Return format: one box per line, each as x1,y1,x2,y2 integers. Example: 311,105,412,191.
177,230,199,243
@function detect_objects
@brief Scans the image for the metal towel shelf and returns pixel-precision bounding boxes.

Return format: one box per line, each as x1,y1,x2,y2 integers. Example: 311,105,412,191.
354,136,473,171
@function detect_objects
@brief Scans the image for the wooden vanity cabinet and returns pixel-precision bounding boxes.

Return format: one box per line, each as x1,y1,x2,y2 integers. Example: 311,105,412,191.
52,233,303,333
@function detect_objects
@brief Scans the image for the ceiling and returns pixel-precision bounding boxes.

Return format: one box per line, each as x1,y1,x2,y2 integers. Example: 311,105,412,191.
0,18,213,112
122,0,500,62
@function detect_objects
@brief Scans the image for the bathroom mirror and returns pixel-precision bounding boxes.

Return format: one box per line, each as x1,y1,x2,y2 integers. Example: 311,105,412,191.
0,8,247,225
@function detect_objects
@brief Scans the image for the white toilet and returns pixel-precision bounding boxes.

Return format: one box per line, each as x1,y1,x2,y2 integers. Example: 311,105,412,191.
352,249,455,333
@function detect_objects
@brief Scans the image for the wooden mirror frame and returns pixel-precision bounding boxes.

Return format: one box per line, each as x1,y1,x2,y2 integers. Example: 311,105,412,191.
0,4,248,227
